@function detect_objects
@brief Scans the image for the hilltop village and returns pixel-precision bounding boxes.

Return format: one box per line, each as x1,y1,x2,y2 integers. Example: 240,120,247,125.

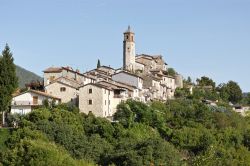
11,26,183,119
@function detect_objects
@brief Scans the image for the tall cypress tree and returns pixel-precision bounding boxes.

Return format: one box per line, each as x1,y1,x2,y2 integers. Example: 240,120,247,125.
97,59,101,68
0,44,18,125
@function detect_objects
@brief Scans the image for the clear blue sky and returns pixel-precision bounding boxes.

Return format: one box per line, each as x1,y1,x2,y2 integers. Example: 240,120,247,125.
0,0,249,92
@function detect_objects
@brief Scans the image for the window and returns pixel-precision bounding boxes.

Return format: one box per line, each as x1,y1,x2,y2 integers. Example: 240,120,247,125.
126,35,129,39
88,99,92,105
105,100,106,105
49,76,55,81
60,87,66,92
109,100,110,105
89,88,92,94
33,96,38,105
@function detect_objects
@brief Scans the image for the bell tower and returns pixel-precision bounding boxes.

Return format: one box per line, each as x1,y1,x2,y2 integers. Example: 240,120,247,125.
123,26,135,71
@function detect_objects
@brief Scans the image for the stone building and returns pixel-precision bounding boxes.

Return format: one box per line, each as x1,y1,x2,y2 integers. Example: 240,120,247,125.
45,76,80,105
79,81,134,118
121,26,182,100
41,26,183,119
112,70,143,90
83,65,115,82
43,66,95,86
135,54,168,72
123,26,136,71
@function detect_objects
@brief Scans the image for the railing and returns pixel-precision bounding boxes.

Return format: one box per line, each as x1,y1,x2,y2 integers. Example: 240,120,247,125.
11,101,42,106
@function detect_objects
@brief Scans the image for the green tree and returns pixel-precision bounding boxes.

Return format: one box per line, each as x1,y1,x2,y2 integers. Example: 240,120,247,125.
196,76,216,88
217,81,243,103
187,76,192,84
0,44,18,125
167,68,176,76
114,102,135,128
226,81,243,104
174,87,190,98
217,83,230,101
97,59,101,68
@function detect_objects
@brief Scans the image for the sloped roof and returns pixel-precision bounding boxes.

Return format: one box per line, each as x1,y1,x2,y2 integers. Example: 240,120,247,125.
112,70,143,79
44,66,95,80
124,25,134,34
98,80,135,91
45,76,81,89
43,67,62,73
79,83,112,90
136,54,162,59
13,89,61,100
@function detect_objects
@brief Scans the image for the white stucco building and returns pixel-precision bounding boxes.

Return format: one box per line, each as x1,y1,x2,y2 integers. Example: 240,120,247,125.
112,71,143,90
11,90,61,115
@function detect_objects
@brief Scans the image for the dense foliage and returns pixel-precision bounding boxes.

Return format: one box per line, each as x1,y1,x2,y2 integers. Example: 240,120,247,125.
217,81,243,104
0,54,248,165
167,68,176,76
1,98,250,165
196,76,216,89
179,76,246,106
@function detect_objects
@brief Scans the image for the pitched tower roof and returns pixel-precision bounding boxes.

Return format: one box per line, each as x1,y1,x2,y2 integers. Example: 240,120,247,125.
124,25,134,34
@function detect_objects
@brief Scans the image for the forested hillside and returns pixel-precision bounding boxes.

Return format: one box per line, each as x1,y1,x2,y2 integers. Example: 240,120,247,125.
15,65,42,88
1,99,250,166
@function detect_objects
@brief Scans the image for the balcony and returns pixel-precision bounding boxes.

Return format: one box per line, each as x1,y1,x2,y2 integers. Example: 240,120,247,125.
11,101,42,106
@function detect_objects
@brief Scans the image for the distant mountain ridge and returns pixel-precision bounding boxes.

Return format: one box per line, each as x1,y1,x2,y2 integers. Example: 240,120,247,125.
15,65,42,88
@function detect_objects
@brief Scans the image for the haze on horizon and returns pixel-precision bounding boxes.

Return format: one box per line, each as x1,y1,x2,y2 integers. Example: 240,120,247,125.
0,0,249,92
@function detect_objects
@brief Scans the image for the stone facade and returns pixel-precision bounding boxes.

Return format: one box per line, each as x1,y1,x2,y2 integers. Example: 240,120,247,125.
79,83,128,118
43,66,95,86
123,26,136,71
45,79,79,105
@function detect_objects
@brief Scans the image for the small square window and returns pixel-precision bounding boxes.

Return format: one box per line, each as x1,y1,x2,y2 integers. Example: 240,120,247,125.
89,89,92,94
60,87,66,92
88,99,92,105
